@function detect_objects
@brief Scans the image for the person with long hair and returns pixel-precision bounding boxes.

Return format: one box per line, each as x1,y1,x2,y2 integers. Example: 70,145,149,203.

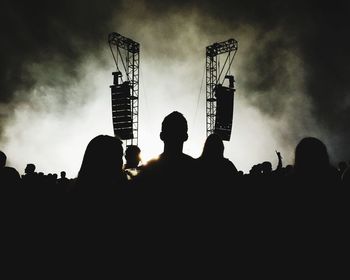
76,135,127,194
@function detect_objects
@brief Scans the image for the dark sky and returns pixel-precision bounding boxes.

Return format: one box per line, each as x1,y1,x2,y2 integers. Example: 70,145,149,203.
1,0,349,173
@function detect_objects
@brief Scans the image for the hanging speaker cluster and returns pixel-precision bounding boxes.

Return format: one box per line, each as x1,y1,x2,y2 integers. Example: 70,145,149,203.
214,76,235,141
110,71,133,140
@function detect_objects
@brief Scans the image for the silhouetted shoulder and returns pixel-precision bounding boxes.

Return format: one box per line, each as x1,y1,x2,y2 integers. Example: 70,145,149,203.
0,166,21,187
222,157,238,172
140,153,194,173
142,157,160,168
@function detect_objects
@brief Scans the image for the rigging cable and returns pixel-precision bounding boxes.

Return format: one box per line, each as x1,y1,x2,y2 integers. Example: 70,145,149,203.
192,62,206,132
109,42,120,72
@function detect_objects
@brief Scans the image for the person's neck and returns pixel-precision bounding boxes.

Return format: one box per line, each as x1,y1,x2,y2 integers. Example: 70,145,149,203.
163,143,183,157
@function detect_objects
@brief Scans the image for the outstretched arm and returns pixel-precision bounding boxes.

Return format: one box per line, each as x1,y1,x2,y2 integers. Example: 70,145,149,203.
275,150,283,171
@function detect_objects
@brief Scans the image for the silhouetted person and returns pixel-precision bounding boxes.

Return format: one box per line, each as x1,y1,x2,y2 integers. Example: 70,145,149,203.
196,133,238,190
57,171,69,187
249,163,263,176
59,171,68,181
134,111,195,201
260,151,284,185
0,150,20,188
292,137,339,186
76,135,128,194
24,163,36,175
21,163,38,189
261,161,272,174
124,145,142,179
249,151,282,176
53,171,68,194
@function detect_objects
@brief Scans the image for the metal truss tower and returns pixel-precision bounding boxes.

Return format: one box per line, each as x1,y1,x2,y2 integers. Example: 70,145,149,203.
206,38,238,140
108,32,140,146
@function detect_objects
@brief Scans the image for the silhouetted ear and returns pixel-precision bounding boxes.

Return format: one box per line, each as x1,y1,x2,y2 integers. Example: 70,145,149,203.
183,133,188,142
160,132,164,141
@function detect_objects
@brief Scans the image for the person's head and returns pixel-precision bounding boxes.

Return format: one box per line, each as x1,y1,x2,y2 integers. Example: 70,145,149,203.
77,135,124,186
261,161,273,174
0,151,6,168
294,137,330,175
201,133,224,159
60,171,66,179
249,164,262,175
25,163,36,175
125,145,141,169
160,111,188,155
285,164,294,175
160,111,188,153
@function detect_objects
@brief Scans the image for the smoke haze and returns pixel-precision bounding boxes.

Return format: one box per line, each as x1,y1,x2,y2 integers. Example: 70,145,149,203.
1,0,349,176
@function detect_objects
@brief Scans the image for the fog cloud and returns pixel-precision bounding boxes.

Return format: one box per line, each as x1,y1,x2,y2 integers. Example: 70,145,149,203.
1,0,349,176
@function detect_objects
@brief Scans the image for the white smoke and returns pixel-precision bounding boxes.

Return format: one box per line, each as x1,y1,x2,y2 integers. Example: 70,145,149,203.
1,4,333,178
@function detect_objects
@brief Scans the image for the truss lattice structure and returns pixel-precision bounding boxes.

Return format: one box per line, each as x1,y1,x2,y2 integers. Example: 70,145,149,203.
206,38,238,138
109,32,140,146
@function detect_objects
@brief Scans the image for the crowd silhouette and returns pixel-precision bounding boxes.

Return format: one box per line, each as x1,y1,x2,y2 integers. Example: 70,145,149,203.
1,109,348,230
1,110,349,271
1,111,348,194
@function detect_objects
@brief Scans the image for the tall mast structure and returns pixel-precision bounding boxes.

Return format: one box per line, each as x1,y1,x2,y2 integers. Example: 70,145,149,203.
206,38,238,140
108,32,140,146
